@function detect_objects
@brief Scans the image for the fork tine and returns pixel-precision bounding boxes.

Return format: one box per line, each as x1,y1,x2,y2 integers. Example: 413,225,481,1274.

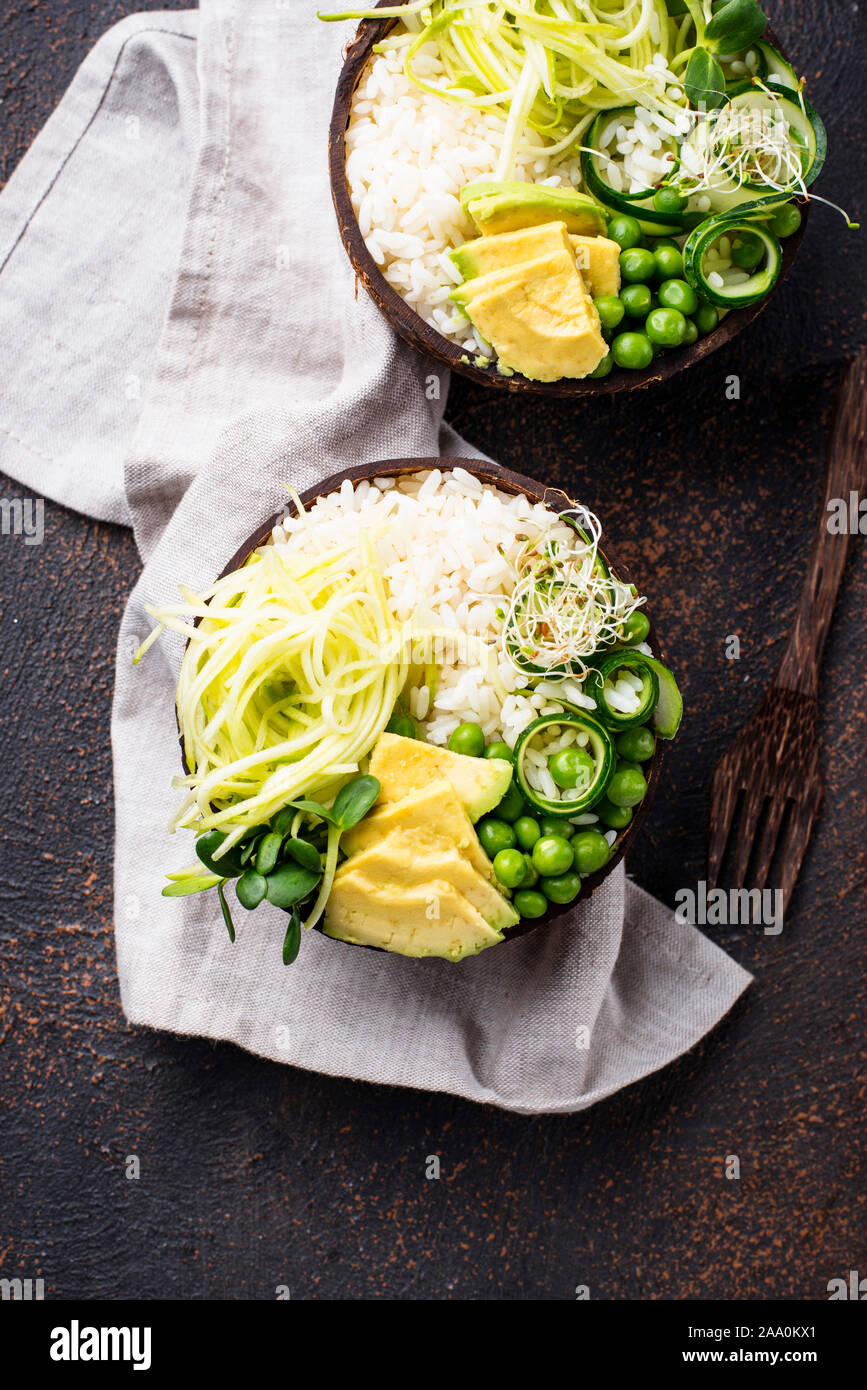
731,787,767,889
750,794,788,892
779,796,821,913
708,766,740,888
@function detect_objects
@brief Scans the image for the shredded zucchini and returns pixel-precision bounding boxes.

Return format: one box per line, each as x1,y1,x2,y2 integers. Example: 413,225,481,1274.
138,536,409,854
321,0,693,177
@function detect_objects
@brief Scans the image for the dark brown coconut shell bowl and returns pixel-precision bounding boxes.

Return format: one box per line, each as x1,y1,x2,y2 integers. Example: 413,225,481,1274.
218,458,666,951
329,6,807,397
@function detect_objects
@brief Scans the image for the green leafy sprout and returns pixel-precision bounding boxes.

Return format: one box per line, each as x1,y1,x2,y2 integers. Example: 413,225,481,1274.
162,774,381,965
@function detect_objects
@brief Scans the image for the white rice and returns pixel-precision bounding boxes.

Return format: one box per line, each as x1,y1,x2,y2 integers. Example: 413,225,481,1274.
271,469,579,749
345,43,680,351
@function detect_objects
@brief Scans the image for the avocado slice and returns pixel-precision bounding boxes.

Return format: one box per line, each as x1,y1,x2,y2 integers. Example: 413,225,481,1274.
464,184,607,237
368,733,513,823
323,875,504,961
450,222,622,300
341,781,495,882
451,247,579,310
570,235,622,297
459,180,525,210
336,828,519,932
450,220,573,282
450,250,607,382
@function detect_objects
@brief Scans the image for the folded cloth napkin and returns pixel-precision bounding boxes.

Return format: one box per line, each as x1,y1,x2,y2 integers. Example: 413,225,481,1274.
0,1,751,1112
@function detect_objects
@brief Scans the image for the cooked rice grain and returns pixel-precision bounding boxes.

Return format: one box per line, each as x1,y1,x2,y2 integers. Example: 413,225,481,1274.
272,470,575,748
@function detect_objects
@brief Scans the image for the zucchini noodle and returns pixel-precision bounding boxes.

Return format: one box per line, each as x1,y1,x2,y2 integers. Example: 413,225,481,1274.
139,536,409,854
321,0,694,176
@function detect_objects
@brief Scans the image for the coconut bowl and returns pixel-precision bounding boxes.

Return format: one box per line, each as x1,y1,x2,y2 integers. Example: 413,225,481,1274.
217,458,668,949
328,7,808,397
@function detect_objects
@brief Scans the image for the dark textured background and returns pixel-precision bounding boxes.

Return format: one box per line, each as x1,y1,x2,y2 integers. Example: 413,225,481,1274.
1,1,865,1301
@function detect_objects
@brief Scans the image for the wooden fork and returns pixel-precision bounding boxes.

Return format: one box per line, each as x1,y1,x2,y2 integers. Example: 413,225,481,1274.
708,351,867,913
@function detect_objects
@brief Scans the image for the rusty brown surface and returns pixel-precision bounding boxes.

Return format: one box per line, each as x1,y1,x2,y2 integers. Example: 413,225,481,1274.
0,0,865,1301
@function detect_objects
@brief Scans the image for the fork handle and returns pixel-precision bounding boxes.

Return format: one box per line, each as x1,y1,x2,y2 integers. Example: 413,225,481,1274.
776,351,867,696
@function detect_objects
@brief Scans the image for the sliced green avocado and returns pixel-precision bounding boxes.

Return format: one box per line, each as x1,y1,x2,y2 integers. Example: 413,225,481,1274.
459,180,528,211
464,184,608,237
368,733,513,823
449,221,572,281
450,249,579,309
449,242,485,282
449,249,607,382
323,876,505,962
336,829,519,932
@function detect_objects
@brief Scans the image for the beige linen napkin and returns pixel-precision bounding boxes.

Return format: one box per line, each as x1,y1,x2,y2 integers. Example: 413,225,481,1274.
0,1,751,1112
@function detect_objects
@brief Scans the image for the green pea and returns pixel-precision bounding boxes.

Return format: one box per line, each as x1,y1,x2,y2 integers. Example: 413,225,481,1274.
571,829,611,876
478,817,517,858
493,847,527,889
657,278,698,314
619,284,653,318
386,713,416,738
594,295,626,331
729,231,764,271
548,745,595,790
652,237,680,251
532,835,574,878
770,202,802,238
597,796,633,830
539,815,574,839
589,352,614,379
612,332,653,370
514,815,542,851
495,779,526,823
620,609,650,644
607,214,644,250
619,247,656,283
653,187,688,214
519,854,540,889
484,741,513,762
448,721,485,757
683,317,699,345
653,243,684,280
646,306,688,348
542,870,582,905
514,889,548,920
615,759,641,775
615,726,656,762
694,302,719,335
606,766,648,808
